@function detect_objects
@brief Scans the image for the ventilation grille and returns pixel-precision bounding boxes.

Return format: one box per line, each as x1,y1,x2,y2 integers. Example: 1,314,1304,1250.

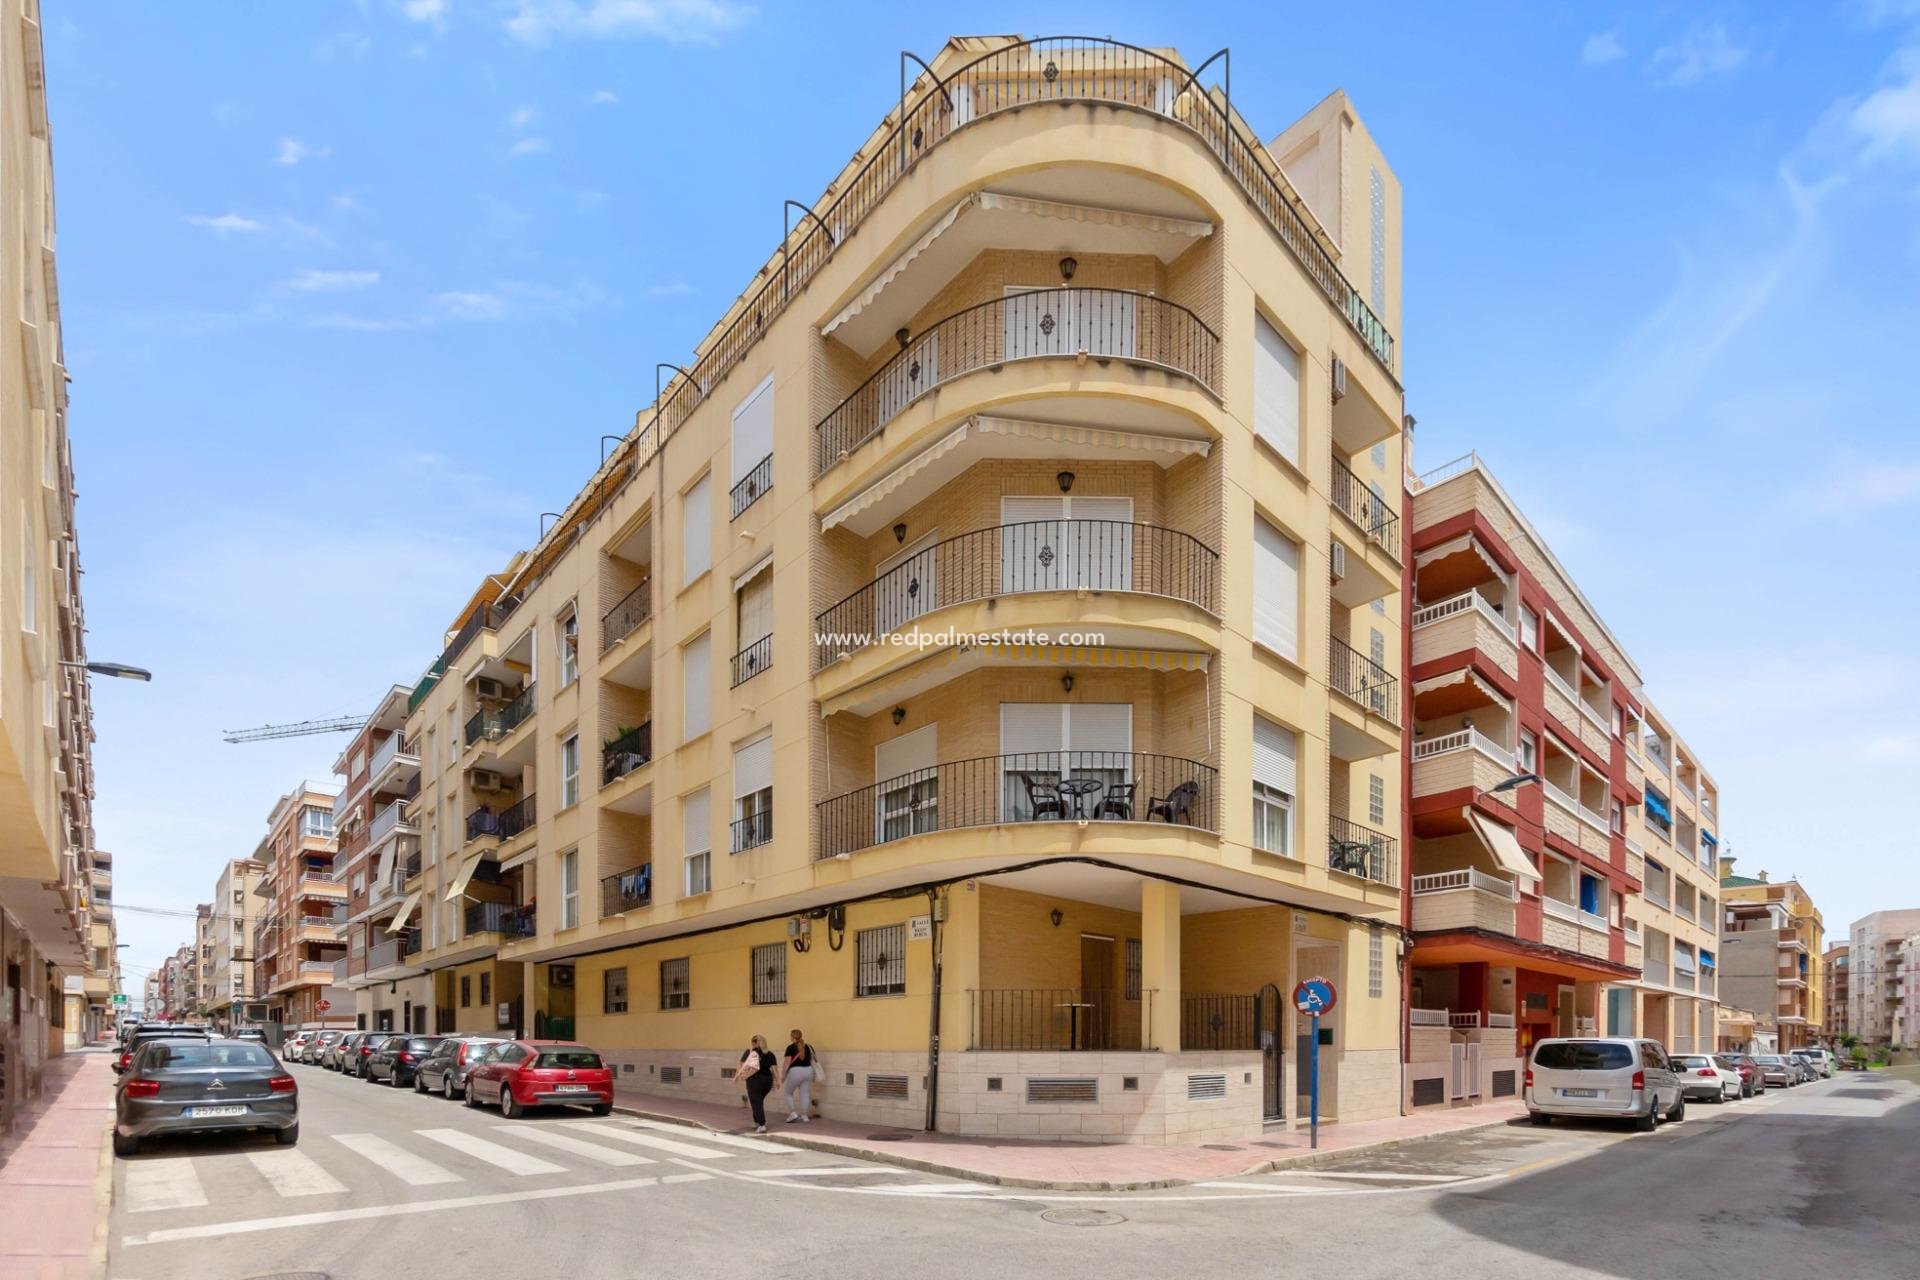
1411,1076,1446,1107
1186,1073,1227,1101
1026,1077,1098,1104
1491,1070,1517,1098
659,1065,683,1085
866,1073,909,1100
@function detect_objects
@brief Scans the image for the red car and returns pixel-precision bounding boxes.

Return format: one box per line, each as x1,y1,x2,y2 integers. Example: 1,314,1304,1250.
463,1040,614,1118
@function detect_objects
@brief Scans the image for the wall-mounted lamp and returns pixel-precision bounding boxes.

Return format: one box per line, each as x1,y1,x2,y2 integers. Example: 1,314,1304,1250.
1056,471,1075,493
1058,256,1077,282
1061,674,1074,694
892,706,907,726
893,522,908,544
1050,909,1064,927
896,327,911,351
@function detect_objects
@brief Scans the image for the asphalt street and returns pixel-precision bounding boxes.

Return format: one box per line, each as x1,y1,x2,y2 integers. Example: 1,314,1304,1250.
106,1067,1920,1280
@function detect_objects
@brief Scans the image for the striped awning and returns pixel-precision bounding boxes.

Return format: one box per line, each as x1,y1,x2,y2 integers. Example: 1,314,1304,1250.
820,422,971,532
386,891,423,935
1412,666,1510,711
444,854,485,902
1415,534,1503,580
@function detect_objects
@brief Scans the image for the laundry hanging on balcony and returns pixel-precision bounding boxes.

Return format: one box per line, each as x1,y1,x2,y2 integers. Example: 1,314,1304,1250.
618,866,651,899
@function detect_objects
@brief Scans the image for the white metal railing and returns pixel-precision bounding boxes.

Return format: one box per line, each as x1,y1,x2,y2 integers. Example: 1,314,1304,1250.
1412,452,1481,489
369,798,412,846
1410,1008,1450,1027
1411,867,1518,899
1578,803,1609,832
1413,727,1515,770
1411,590,1516,640
371,731,415,778
1543,897,1579,923
1645,883,1671,910
1578,696,1609,732
1624,834,1644,857
1449,1012,1482,1028
1580,909,1610,932
1543,664,1579,706
1487,1012,1515,1028
1543,779,1579,814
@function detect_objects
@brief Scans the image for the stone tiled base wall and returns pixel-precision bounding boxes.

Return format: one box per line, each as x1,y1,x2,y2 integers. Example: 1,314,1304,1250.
604,1047,927,1130
1406,1051,1525,1109
935,1050,1262,1145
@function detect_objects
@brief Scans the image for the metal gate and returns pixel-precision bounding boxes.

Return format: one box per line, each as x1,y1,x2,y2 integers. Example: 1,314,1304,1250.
1449,1042,1482,1101
1257,983,1285,1121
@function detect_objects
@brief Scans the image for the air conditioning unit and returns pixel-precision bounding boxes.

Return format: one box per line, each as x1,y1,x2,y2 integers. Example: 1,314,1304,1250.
1330,357,1348,402
473,676,510,702
1330,542,1348,582
470,768,508,793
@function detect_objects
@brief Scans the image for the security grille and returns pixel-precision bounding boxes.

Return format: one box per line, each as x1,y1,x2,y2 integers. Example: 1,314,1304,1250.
603,966,628,1015
1491,1070,1517,1098
1124,938,1142,1000
660,1065,683,1085
855,924,906,997
866,1073,909,1100
751,943,787,1005
1026,1077,1098,1104
660,957,690,1010
1186,1073,1227,1101
1411,1076,1446,1107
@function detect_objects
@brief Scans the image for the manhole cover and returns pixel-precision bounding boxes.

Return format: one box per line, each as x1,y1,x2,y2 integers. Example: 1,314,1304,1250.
1201,1143,1244,1152
1041,1208,1126,1227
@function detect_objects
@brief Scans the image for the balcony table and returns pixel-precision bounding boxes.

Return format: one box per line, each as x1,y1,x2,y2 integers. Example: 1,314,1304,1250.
1055,1001,1095,1051
1057,778,1104,819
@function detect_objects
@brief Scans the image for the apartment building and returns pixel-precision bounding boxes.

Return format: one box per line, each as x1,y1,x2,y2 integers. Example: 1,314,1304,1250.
1718,859,1823,1051
1,0,107,1135
1402,455,1645,1107
141,970,161,1018
395,37,1408,1143
1846,910,1920,1047
69,849,120,1044
203,858,267,1027
1823,943,1849,1042
330,686,429,1032
250,782,351,1033
1619,700,1721,1052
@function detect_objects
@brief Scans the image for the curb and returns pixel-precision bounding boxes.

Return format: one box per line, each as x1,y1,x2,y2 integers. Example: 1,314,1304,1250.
90,1116,113,1280
608,1101,1530,1192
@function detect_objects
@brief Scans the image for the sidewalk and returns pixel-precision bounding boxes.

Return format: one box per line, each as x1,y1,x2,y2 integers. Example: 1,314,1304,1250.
612,1083,1527,1190
0,1046,115,1280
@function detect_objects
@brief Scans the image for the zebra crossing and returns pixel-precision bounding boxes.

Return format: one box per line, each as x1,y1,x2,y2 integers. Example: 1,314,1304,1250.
117,1116,924,1216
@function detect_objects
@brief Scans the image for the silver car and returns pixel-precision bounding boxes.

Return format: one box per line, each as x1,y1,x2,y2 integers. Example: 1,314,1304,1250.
414,1036,507,1099
113,1038,298,1157
1526,1037,1684,1131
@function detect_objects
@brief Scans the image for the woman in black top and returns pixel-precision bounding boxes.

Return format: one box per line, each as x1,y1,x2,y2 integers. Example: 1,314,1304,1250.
781,1029,818,1123
738,1034,778,1133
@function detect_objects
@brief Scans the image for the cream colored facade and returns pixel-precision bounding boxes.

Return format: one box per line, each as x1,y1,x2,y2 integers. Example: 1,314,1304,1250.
397,37,1407,1142
205,858,267,1025
1718,861,1824,1051
1845,909,1920,1046
2,0,107,1132
1615,700,1721,1051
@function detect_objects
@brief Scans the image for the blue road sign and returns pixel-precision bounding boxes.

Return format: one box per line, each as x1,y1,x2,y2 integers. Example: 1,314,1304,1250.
1292,977,1337,1016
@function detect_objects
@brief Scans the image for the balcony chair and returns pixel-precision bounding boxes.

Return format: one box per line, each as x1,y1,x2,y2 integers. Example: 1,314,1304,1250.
1093,782,1136,821
1146,780,1199,826
1019,774,1067,821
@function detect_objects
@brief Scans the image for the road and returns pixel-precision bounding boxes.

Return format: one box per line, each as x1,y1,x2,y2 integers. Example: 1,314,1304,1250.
107,1067,1920,1279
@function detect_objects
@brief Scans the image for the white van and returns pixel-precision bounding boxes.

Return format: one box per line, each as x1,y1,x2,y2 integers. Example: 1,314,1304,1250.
1792,1048,1836,1078
1526,1037,1684,1131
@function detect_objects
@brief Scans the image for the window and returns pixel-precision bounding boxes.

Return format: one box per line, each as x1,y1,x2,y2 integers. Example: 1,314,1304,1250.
1252,313,1301,466
447,709,458,765
460,975,472,1007
1610,800,1624,834
1369,627,1386,670
1518,730,1538,774
21,514,36,634
660,957,690,1010
1251,716,1296,857
603,966,628,1014
1371,441,1387,471
1610,704,1623,737
682,788,711,895
1251,517,1301,660
1124,938,1142,1000
874,724,939,843
732,561,772,684
1369,775,1385,826
300,807,334,838
732,736,773,852
1368,928,1383,998
1371,595,1386,616
997,703,1132,820
559,849,579,930
559,610,579,687
1579,873,1602,916
349,750,365,779
560,734,580,808
730,373,775,487
751,942,786,1004
855,924,907,997
682,473,712,584
682,632,711,741
1519,606,1539,652
479,972,491,1006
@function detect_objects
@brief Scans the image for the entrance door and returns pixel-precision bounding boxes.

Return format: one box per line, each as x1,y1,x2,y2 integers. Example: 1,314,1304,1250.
1079,935,1115,1051
547,965,576,1041
1258,983,1285,1121
1557,984,1576,1038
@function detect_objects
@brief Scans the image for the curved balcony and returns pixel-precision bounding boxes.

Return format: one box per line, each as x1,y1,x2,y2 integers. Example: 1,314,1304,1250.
814,519,1217,671
815,288,1218,476
816,749,1217,860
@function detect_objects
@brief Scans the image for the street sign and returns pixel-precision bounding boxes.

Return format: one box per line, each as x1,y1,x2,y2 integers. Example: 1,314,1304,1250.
315,999,332,1012
1292,977,1337,1016
111,992,128,1006
1292,977,1337,1150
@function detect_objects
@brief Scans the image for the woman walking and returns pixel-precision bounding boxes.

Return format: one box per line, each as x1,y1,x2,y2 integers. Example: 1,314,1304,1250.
738,1034,778,1133
781,1029,819,1123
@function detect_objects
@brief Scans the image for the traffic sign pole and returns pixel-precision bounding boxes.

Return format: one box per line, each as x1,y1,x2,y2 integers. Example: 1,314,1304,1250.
1291,977,1338,1151
1310,1012,1320,1149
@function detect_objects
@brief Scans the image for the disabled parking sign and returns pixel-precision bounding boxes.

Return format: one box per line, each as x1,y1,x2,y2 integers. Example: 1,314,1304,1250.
1293,977,1336,1150
1292,977,1337,1016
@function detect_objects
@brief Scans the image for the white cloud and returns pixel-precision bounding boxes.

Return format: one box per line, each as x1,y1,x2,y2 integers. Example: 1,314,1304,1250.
285,268,380,293
1581,31,1625,65
504,0,753,45
509,104,538,129
1649,20,1751,86
309,312,418,332
647,281,696,297
183,212,264,234
330,193,365,213
433,290,509,321
399,0,448,23
509,137,551,156
1789,460,1920,517
275,137,331,166
590,88,619,104
1850,46,1920,163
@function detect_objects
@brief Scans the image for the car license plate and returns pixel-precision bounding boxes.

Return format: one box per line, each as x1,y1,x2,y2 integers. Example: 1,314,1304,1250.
186,1105,248,1118
554,1084,590,1093
1560,1088,1598,1098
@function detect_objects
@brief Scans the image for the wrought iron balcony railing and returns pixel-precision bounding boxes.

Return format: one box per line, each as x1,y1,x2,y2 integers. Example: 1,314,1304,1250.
731,634,772,688
464,902,535,939
1330,636,1399,725
730,809,773,854
600,579,651,653
601,864,653,916
602,722,653,785
1331,455,1400,560
1327,814,1399,887
730,452,773,520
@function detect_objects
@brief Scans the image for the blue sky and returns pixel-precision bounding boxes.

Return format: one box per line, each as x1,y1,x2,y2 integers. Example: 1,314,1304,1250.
44,2,1919,990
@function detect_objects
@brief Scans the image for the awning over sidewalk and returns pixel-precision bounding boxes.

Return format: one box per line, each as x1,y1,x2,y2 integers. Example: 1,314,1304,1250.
1466,809,1539,888
386,891,422,935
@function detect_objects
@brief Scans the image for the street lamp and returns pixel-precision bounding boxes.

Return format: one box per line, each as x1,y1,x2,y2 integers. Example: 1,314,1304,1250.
62,661,153,682
1487,772,1539,795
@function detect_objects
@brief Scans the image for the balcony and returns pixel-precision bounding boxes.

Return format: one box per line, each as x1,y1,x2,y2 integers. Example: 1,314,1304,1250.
1327,815,1397,887
602,722,653,785
1410,867,1516,934
731,634,772,688
1411,727,1513,794
731,809,773,855
1644,881,1672,911
366,933,420,972
815,288,1220,476
730,451,772,520
600,578,651,653
464,902,535,939
1330,636,1399,724
369,731,420,790
298,872,347,900
601,864,653,916
816,750,1217,860
467,794,535,845
814,520,1218,669
368,798,416,848
407,658,446,715
1330,455,1400,560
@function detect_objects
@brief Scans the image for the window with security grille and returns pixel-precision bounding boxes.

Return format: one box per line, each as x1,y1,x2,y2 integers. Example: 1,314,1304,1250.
751,943,787,1005
479,972,491,1006
604,966,628,1014
460,976,471,1007
1369,775,1385,826
1125,938,1142,1000
661,958,690,1010
855,925,906,997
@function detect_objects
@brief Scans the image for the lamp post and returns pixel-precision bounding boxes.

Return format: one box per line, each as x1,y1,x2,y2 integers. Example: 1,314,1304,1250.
62,661,152,682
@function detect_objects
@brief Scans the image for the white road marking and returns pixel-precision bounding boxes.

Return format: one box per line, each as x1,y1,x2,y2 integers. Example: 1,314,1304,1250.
123,1161,209,1213
745,1165,914,1178
589,1125,737,1159
505,1126,656,1166
244,1149,348,1197
1273,1171,1465,1182
867,1182,988,1194
414,1128,567,1176
330,1133,464,1186
1195,1181,1348,1193
625,1119,797,1154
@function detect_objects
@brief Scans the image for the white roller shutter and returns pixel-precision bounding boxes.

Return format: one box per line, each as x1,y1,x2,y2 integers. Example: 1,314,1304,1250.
733,736,773,800
875,724,938,782
682,632,711,741
682,788,711,855
1068,703,1134,754
1000,703,1066,757
1253,517,1300,660
1253,314,1301,466
1252,715,1298,797
682,473,712,584
730,374,775,485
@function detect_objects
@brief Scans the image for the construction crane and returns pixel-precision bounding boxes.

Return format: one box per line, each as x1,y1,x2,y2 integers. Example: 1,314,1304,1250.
222,716,365,744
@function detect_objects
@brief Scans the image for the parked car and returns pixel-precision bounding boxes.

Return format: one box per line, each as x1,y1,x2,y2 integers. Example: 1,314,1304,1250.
1751,1054,1798,1087
116,1025,211,1076
349,1032,400,1078
1714,1053,1765,1097
1670,1054,1742,1102
368,1035,445,1087
113,1037,297,1157
1791,1048,1835,1079
231,1028,268,1045
415,1036,507,1099
326,1031,363,1070
1525,1037,1684,1131
463,1040,614,1118
283,1031,312,1062
300,1030,345,1065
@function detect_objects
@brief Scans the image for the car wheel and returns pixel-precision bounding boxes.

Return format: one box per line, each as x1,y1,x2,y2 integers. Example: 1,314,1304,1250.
1667,1094,1687,1122
1635,1095,1659,1132
1528,1112,1552,1126
415,1073,428,1093
112,1130,140,1158
465,1081,481,1109
591,1103,613,1117
501,1090,522,1120
444,1075,456,1100
274,1124,299,1147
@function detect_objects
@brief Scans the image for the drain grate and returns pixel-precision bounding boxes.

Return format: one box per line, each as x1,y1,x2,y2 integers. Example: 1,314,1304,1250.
1041,1208,1126,1227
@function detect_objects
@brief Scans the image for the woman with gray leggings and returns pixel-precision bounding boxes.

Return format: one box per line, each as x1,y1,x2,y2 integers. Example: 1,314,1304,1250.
781,1029,819,1123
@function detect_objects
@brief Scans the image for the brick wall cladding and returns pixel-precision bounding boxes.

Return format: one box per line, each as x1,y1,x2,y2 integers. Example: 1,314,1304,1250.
593,811,650,890
977,885,1146,1048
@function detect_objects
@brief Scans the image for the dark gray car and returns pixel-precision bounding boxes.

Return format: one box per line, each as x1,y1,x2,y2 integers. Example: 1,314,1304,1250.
415,1036,507,1099
114,1038,297,1156
367,1034,444,1087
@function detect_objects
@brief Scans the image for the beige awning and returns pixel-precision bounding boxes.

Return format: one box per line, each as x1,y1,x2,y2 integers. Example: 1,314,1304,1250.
443,854,485,902
822,197,972,336
820,422,971,532
1466,810,1539,888
1415,533,1503,580
972,414,1212,459
386,891,423,935
1411,666,1511,712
